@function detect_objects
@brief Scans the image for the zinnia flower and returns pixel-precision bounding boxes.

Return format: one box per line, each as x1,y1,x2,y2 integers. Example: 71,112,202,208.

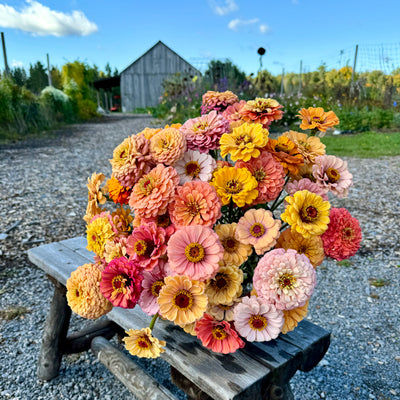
107,176,131,205
174,149,217,184
211,166,258,207
66,263,112,319
100,257,143,308
281,301,309,334
129,164,179,219
222,100,247,128
110,133,155,187
103,235,128,264
312,155,353,198
195,314,245,354
285,178,328,201
126,222,167,270
214,223,252,267
201,90,239,114
233,296,284,342
281,190,330,239
298,107,339,133
86,212,118,257
253,248,316,310
123,327,166,358
205,263,243,305
235,209,281,255
150,127,186,165
87,172,107,205
275,228,324,268
168,181,222,227
167,225,224,281
207,299,242,322
157,275,208,325
321,207,362,261
283,130,326,164
180,110,231,153
220,123,269,162
138,127,162,140
236,151,286,204
240,98,283,128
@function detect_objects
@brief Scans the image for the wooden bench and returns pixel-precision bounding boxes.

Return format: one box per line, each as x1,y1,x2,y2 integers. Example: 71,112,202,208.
28,236,330,400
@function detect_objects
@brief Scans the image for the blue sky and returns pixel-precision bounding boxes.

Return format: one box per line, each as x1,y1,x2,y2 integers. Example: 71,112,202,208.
1,0,400,77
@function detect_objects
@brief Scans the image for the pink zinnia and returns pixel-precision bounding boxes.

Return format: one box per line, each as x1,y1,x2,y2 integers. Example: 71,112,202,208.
312,155,353,198
222,100,247,123
201,90,239,115
233,296,284,342
180,111,231,153
236,151,285,204
321,208,362,261
126,222,167,270
195,314,245,354
138,259,172,315
286,178,329,201
167,225,224,281
100,257,143,308
253,248,316,311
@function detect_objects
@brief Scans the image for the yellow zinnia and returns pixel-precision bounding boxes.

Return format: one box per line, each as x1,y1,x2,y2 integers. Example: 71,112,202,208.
220,123,269,162
281,190,330,239
86,216,116,256
282,301,309,334
123,328,166,358
211,166,258,207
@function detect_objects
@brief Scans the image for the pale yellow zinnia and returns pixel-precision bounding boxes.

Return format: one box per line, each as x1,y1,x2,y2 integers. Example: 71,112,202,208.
150,127,186,165
123,327,166,358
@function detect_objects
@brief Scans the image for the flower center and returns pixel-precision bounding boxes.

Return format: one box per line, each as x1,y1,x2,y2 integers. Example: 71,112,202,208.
249,315,268,331
151,280,165,297
225,179,242,194
326,167,341,183
139,175,154,195
172,289,193,310
235,134,251,145
342,227,354,241
212,326,227,340
223,237,238,253
75,289,80,297
185,242,205,262
187,201,201,217
193,122,209,132
112,275,127,293
134,239,155,257
185,161,201,178
157,213,171,228
301,205,319,222
249,223,265,238
136,337,150,348
254,169,266,181
278,273,297,290
212,274,228,290
119,148,127,159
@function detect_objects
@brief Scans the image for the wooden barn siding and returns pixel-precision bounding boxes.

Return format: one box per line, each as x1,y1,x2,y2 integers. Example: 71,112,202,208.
121,44,199,111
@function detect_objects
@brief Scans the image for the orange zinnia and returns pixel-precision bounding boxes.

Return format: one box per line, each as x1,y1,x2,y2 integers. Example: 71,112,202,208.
107,177,131,205
298,107,339,133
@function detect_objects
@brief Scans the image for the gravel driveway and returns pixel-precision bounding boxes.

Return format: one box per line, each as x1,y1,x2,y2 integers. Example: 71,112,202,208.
0,115,399,400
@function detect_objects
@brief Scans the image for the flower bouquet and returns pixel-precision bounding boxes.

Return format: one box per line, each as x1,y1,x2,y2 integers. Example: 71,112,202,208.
66,90,362,358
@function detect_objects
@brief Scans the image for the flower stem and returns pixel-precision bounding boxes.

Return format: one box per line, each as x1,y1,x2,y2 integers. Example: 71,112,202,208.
149,313,159,331
270,175,290,211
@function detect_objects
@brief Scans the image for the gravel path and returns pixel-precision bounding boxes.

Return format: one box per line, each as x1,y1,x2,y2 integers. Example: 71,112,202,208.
0,115,399,400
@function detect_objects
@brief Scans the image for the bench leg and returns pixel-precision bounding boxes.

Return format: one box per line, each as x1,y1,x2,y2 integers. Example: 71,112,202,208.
37,280,71,381
170,367,212,400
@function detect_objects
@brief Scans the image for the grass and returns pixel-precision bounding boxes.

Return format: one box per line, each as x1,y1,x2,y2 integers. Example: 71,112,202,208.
321,131,400,158
0,305,30,321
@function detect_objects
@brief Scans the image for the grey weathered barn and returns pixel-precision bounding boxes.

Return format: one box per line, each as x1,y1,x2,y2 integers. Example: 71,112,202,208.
120,41,201,112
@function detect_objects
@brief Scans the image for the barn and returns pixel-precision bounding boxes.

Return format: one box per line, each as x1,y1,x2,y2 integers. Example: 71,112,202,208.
119,41,201,112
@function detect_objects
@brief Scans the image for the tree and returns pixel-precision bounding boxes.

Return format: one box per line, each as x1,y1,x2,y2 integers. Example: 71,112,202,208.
204,60,247,92
50,66,63,89
27,61,48,94
10,67,27,87
105,62,112,77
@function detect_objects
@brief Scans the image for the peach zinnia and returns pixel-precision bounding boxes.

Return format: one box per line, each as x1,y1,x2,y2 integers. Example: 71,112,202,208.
282,301,309,334
283,130,326,164
129,165,179,219
150,127,186,165
201,90,239,114
168,181,222,227
240,97,283,128
298,107,339,133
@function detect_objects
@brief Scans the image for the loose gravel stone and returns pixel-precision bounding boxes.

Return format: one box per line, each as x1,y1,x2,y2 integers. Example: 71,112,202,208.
1,115,399,400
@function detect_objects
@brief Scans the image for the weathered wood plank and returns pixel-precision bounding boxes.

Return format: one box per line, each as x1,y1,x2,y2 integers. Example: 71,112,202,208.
91,336,179,400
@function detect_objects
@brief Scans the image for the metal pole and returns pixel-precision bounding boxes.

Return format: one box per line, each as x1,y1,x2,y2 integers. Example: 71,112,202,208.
104,90,109,113
1,32,10,76
46,53,52,87
280,67,285,96
350,44,358,94
298,60,302,95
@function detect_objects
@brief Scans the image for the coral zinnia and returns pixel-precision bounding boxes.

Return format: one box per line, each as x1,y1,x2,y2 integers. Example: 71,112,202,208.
236,151,286,204
240,98,283,129
173,149,216,184
180,110,231,153
285,178,328,201
123,328,166,358
235,209,281,255
168,181,222,227
100,257,143,308
126,222,167,270
298,107,339,133
211,166,258,207
87,172,107,205
281,301,309,334
167,225,224,281
253,248,316,310
86,212,118,257
281,190,330,239
201,90,239,114
321,207,362,261
107,176,131,205
129,164,179,219
312,155,353,198
233,296,284,342
222,100,247,126
157,275,208,325
205,263,243,305
214,223,252,267
150,127,186,165
283,130,326,164
275,228,325,268
66,263,112,319
195,314,245,354
220,123,269,162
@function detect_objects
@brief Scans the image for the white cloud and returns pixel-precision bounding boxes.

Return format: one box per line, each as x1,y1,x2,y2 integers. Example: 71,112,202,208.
11,59,24,68
0,0,98,37
228,18,259,31
209,0,238,16
259,24,270,34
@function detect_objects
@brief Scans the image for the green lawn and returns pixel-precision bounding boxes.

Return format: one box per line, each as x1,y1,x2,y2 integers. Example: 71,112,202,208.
321,131,400,158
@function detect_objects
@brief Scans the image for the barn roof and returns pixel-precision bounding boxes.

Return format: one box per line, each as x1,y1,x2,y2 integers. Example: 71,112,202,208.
120,41,201,76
